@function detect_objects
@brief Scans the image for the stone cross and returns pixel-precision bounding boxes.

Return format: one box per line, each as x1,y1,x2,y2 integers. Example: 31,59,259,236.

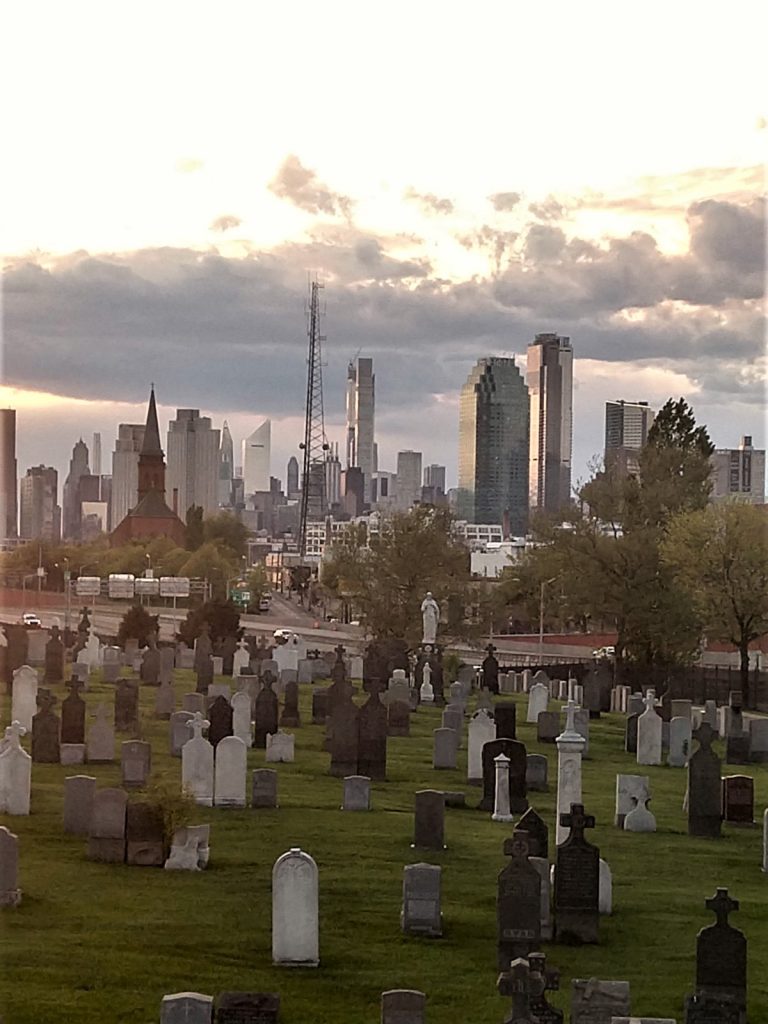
502,831,530,861
643,689,660,714
485,643,498,658
4,721,27,747
497,957,543,1020
36,689,57,712
559,803,596,840
188,712,210,740
66,678,85,699
334,644,346,661
693,721,716,752
705,887,739,927
563,699,579,733
262,671,276,689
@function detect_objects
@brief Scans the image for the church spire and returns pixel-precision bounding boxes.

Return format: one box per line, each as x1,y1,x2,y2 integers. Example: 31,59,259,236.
141,385,163,456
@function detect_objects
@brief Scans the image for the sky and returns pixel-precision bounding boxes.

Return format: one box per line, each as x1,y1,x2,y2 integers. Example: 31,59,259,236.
2,1,766,495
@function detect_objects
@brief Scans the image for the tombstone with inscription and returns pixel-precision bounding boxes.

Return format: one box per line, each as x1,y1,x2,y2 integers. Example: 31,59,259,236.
31,689,60,763
61,679,86,745
496,832,542,968
214,993,280,1023
401,862,442,937
538,710,561,744
140,636,161,685
0,722,31,815
669,715,693,768
467,709,496,785
517,806,549,860
312,687,329,725
497,957,540,1024
11,666,38,732
87,787,128,863
637,690,663,765
526,753,549,792
329,692,360,779
688,723,723,839
625,714,639,755
624,794,657,833
272,847,319,967
479,738,528,813
181,713,214,807
614,774,650,828
254,675,279,749
114,679,139,733
252,768,278,809
87,703,115,762
527,952,564,1024
387,698,411,738
412,790,445,850
280,679,301,728
381,990,426,1024
121,740,151,789
570,979,631,1023
160,992,214,1023
684,888,747,1021
554,803,600,944
721,776,754,825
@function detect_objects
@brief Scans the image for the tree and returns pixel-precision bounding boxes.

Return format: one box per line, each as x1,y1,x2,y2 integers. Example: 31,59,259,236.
185,505,205,551
662,502,768,702
204,512,248,559
321,506,477,646
177,542,239,595
117,604,159,647
177,599,242,646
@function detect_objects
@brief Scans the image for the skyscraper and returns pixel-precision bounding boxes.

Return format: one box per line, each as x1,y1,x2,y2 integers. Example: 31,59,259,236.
62,439,90,540
604,400,655,476
458,357,529,534
286,455,300,500
711,436,766,504
92,432,102,478
527,332,573,515
346,357,375,504
218,420,234,506
0,409,17,540
110,423,145,529
167,409,221,517
19,465,60,542
424,464,447,494
242,418,271,495
396,450,423,510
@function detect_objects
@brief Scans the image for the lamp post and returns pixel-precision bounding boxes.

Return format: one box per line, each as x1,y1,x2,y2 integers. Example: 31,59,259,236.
538,576,558,666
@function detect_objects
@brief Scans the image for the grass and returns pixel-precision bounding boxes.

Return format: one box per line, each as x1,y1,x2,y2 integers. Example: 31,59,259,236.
1,670,767,1023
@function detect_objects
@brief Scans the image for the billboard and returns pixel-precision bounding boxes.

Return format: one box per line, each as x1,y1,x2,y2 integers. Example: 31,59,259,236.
135,577,160,596
108,574,135,599
159,577,191,598
75,576,101,597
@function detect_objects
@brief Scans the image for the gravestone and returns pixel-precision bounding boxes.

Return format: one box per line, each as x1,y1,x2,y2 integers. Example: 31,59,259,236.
637,690,662,765
537,710,561,744
0,826,21,907
61,679,86,744
169,711,195,758
387,699,410,738
231,691,252,748
669,716,693,768
214,736,247,808
554,804,600,944
482,644,500,693
63,774,96,835
517,806,549,860
412,790,445,850
555,702,585,845
688,723,722,838
114,679,139,733
254,676,279,749
479,738,528,813
570,979,631,1023
121,740,151,788
433,728,458,770
215,993,280,1023
312,688,329,725
599,858,613,914
527,681,549,723
721,776,753,825
497,832,542,968
126,802,165,866
87,787,128,863
140,640,161,685
688,888,747,1017
497,957,540,1024
272,847,319,967
207,682,231,702
153,676,175,721
528,952,563,1023
401,863,442,937
0,722,31,815
574,708,590,756
218,634,238,676
181,713,214,807
526,753,548,792
252,769,278,809
194,626,214,693
87,704,115,763
11,665,38,732
280,680,301,728
494,703,517,739
233,639,251,677
265,730,295,763
159,646,175,686
624,795,656,833
160,992,214,1023
60,742,85,766
342,775,371,811
207,695,233,748
182,693,205,714
625,714,639,755
467,709,496,785
381,990,426,1024
44,626,65,685
749,718,768,763
31,690,60,763
328,693,359,778
614,774,650,828
492,754,515,822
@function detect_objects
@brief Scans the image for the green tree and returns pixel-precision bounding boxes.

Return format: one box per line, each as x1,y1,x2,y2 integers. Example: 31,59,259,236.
177,542,239,596
321,506,477,646
117,604,159,647
204,512,248,559
662,502,768,701
178,599,242,646
185,505,205,551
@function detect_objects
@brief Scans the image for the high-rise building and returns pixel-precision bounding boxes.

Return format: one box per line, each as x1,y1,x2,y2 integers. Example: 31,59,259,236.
527,332,573,515
242,418,271,495
218,420,234,507
396,450,423,510
711,436,766,504
604,400,655,476
346,357,375,504
62,439,90,540
167,409,221,518
458,357,529,535
424,464,447,494
110,424,145,530
0,409,17,539
19,465,60,542
91,432,102,479
325,444,342,508
286,456,300,500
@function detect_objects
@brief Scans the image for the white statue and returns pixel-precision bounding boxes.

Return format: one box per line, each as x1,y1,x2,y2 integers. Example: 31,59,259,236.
421,592,440,645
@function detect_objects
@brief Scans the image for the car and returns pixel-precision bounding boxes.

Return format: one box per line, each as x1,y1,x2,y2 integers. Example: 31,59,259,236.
592,645,616,659
21,613,42,628
273,628,293,642
258,596,271,612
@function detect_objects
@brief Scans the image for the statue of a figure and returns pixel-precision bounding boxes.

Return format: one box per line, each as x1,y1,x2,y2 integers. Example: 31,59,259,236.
421,592,440,645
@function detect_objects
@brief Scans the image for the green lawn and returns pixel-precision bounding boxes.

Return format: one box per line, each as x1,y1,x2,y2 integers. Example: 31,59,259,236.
1,670,767,1023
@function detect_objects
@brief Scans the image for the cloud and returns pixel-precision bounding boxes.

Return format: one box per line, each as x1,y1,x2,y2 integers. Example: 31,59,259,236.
175,158,204,174
457,226,519,274
404,189,454,216
209,214,242,233
268,155,352,217
528,196,565,221
488,191,521,212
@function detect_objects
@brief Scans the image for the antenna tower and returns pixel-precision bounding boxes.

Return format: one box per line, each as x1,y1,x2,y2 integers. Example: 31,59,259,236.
298,278,329,557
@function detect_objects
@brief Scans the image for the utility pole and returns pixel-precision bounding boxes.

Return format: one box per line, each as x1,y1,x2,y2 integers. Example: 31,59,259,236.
298,278,329,559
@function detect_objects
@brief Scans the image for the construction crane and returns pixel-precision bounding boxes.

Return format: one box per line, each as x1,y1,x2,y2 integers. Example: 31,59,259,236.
298,277,329,559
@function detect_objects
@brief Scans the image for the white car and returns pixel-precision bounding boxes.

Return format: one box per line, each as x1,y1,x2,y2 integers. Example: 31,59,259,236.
592,645,616,659
21,613,42,628
273,628,293,643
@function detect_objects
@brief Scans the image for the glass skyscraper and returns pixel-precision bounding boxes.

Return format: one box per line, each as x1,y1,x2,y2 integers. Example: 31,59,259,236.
527,333,573,514
458,357,529,535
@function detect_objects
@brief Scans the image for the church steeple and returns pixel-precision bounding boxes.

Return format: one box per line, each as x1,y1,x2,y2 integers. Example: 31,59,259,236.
137,386,166,500
141,385,163,456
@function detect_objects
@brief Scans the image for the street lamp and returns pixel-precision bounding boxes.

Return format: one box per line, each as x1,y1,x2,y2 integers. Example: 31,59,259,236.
538,576,559,666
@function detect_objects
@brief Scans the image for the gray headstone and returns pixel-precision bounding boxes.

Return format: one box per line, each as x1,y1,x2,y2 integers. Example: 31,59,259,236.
121,740,151,788
525,753,548,792
497,832,542,968
401,863,442,937
63,775,96,835
381,989,426,1024
433,728,458,770
87,788,127,863
160,992,214,1024
570,978,630,1022
251,769,278,809
342,775,371,811
170,711,195,757
0,826,21,907
412,790,445,850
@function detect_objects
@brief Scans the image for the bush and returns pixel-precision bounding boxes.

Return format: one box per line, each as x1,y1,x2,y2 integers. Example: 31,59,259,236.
141,777,196,846
117,604,159,648
177,598,242,646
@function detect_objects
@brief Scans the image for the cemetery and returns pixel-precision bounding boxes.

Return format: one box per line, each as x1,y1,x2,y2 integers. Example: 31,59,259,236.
0,622,767,1023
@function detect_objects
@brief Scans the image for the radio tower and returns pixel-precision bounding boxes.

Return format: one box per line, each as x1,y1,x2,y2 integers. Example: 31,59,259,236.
298,278,329,558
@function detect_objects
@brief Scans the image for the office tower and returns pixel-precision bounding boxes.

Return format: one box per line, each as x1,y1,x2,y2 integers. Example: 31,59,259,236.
342,467,365,517
218,420,234,506
91,432,102,478
111,387,185,546
372,471,397,508
110,424,145,530
346,357,375,503
604,400,655,476
527,332,573,514
286,456,300,500
325,443,342,508
424,464,446,494
242,418,271,495
0,409,17,539
62,439,90,540
458,357,529,534
167,409,221,517
19,465,60,542
396,450,423,510
711,436,766,504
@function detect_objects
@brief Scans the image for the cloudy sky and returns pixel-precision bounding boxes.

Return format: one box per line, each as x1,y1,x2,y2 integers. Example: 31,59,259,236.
2,1,765,494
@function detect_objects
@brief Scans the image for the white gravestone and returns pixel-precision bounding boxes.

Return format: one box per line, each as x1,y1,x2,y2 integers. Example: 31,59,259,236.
232,640,250,676
266,731,295,763
214,735,247,808
0,723,32,815
491,753,514,822
467,709,496,785
637,690,663,766
624,794,657,833
614,774,650,827
420,662,434,703
526,682,549,724
231,691,252,748
181,713,214,807
11,666,38,732
272,847,319,967
555,701,585,846
275,642,299,674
